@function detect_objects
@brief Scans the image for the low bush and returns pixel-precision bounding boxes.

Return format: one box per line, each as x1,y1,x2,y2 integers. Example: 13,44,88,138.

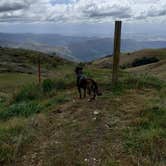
13,84,42,102
13,77,74,103
42,79,55,93
121,56,159,69
132,56,159,67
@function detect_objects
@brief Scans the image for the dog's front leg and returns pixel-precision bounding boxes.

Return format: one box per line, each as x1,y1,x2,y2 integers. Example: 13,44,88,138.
83,88,86,98
78,87,82,99
88,88,91,96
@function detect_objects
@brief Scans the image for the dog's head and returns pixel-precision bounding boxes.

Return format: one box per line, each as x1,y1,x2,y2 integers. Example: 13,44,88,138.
75,66,83,75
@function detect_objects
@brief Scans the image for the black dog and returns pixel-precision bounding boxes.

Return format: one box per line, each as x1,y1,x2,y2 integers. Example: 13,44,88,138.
75,66,102,100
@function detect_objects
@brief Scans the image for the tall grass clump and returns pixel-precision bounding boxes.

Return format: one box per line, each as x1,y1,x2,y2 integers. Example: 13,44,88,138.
0,102,41,120
0,118,34,165
42,79,55,93
125,74,165,90
13,77,74,103
13,84,42,103
110,73,165,95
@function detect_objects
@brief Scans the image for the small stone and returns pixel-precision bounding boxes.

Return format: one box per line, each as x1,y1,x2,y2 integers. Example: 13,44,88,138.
56,109,63,113
93,111,100,115
92,117,97,121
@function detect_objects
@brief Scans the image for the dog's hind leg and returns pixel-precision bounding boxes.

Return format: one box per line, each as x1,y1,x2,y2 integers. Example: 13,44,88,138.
88,88,91,96
92,86,96,100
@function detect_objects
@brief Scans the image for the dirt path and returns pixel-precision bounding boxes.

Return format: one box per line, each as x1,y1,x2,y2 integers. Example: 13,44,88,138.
14,89,156,166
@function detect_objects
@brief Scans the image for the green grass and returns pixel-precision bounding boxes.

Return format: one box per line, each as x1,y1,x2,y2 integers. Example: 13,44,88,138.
110,73,165,95
0,102,42,121
0,73,36,93
42,93,71,109
0,118,26,164
122,77,166,164
13,84,42,102
124,105,166,165
0,63,165,165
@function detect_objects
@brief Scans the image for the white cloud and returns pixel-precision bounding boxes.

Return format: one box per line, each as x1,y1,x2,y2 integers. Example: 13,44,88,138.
0,0,166,23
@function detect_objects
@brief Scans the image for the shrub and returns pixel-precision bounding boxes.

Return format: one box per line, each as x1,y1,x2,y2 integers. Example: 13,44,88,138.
121,56,159,69
132,56,159,67
13,84,42,103
42,79,55,93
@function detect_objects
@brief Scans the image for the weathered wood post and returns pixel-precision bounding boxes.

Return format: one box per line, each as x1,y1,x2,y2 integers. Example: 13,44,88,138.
38,55,41,84
112,20,122,86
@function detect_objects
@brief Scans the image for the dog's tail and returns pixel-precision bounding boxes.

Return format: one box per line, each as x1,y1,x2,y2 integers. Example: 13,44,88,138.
93,80,102,96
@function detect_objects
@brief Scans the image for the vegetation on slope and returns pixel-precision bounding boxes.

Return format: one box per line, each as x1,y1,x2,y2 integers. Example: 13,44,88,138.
0,47,73,74
92,48,166,68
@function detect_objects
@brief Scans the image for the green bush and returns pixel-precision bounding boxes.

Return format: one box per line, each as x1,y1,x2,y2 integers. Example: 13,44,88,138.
132,56,159,67
12,78,73,104
13,84,42,102
42,79,55,93
42,78,72,92
0,102,41,120
121,56,159,69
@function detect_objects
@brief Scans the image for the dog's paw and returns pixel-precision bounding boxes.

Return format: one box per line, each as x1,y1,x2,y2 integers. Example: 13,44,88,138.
88,99,92,102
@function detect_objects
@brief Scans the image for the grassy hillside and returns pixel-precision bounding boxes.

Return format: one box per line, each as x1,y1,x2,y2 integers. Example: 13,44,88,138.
92,48,166,80
0,47,72,74
0,48,165,166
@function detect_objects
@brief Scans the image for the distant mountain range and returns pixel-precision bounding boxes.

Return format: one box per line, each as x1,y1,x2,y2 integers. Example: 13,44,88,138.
0,33,166,61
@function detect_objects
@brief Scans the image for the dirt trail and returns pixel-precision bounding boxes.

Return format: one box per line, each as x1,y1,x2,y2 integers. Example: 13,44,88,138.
15,89,156,166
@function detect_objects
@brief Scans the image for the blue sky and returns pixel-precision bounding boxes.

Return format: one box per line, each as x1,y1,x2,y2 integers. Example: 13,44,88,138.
0,0,166,37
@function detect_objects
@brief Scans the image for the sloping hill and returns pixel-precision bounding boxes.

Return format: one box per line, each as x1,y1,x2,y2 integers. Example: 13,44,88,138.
0,47,75,94
92,48,166,80
0,47,73,75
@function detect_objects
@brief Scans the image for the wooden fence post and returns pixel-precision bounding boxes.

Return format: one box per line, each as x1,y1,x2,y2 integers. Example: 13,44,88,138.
112,21,122,86
38,55,41,84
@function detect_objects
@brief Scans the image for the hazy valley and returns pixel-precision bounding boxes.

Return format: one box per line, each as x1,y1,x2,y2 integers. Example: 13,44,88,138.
0,33,166,61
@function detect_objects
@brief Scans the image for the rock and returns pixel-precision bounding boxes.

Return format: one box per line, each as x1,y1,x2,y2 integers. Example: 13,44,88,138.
93,111,100,115
53,109,63,114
